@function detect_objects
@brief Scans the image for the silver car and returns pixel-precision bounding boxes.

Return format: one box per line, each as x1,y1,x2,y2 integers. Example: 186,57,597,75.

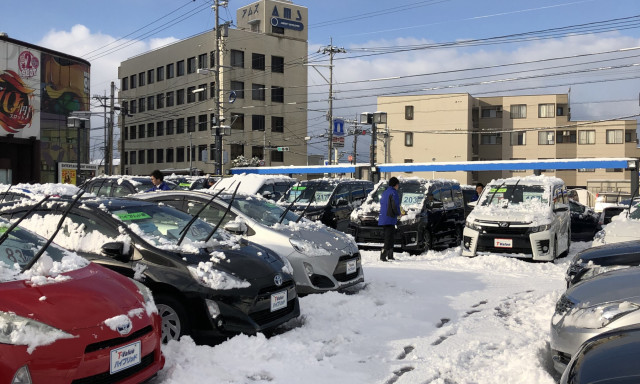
133,190,364,295
550,267,640,373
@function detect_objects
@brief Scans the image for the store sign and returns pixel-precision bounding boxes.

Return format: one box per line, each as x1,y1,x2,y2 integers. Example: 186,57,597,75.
270,5,304,31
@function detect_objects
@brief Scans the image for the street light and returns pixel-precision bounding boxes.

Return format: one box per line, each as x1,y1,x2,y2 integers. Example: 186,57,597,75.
360,111,387,182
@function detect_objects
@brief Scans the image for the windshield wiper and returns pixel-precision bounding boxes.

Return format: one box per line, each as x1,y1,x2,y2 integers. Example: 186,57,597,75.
278,183,307,224
177,187,227,246
294,186,318,223
204,182,241,243
0,184,13,204
0,195,53,248
487,181,506,206
21,190,86,273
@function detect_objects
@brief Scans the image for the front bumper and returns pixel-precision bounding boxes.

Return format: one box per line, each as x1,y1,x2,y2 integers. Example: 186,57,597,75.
549,321,602,374
290,252,365,295
461,226,556,261
350,223,422,251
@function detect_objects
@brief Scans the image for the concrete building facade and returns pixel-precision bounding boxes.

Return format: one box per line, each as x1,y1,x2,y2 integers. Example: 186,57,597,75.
379,93,639,190
117,0,308,176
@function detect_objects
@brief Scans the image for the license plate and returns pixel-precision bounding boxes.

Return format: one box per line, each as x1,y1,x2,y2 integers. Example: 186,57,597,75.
271,290,287,312
346,259,357,275
110,341,141,374
494,238,513,248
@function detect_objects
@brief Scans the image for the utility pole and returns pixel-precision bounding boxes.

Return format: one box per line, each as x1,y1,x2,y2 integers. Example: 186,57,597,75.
212,1,227,176
109,81,115,175
318,39,346,166
93,93,108,174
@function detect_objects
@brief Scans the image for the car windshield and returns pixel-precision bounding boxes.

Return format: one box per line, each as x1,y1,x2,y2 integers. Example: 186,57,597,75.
107,203,223,244
628,202,640,220
479,184,548,207
282,183,335,204
373,182,427,207
229,197,300,226
0,220,69,269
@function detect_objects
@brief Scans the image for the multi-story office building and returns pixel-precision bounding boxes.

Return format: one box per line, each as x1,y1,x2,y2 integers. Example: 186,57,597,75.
378,93,639,190
118,0,308,176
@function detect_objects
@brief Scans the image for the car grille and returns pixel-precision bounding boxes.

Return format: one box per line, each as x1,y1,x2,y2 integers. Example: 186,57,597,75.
85,325,154,353
71,352,156,384
555,294,576,315
333,254,361,282
249,297,297,325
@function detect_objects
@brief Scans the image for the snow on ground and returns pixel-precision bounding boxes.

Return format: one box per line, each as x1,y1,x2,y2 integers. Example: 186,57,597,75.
157,242,592,384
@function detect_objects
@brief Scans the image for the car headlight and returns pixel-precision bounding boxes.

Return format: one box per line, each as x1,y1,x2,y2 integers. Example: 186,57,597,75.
187,264,251,289
289,238,331,256
529,223,552,233
567,301,640,329
281,255,294,276
307,213,323,221
400,215,419,226
593,229,606,245
351,216,362,225
465,220,481,231
0,311,74,352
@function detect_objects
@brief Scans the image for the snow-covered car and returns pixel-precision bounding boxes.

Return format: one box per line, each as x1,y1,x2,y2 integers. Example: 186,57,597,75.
592,200,640,246
0,197,299,345
349,178,465,253
565,240,640,287
550,267,640,374
214,173,297,201
133,190,364,295
0,183,81,202
0,217,165,383
80,175,178,196
462,175,570,261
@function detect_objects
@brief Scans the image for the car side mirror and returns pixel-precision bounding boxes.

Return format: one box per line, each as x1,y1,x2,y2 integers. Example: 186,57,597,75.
261,191,273,199
224,221,248,235
429,200,444,210
467,201,477,208
554,206,569,212
101,241,132,262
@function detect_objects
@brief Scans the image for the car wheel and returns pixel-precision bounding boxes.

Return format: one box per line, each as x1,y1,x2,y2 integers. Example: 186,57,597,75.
155,294,190,344
422,229,432,253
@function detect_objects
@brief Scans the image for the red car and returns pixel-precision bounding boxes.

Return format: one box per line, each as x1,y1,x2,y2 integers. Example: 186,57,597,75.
0,220,165,383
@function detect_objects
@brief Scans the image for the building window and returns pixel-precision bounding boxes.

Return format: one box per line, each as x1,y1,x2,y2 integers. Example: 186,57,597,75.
510,132,526,146
138,150,145,164
138,124,145,139
481,133,502,144
209,144,216,161
231,50,244,68
166,63,174,79
187,116,196,132
252,115,266,131
187,57,196,74
272,55,284,73
177,118,185,134
129,126,136,140
626,130,635,143
198,145,207,161
177,60,185,76
147,123,154,138
556,130,576,143
272,116,284,133
405,132,413,146
405,105,414,120
209,51,216,68
230,81,244,99
209,82,215,99
123,152,128,166
166,91,174,107
156,121,164,136
121,77,128,91
138,72,145,87
187,86,196,103
138,98,145,113
147,69,154,85
157,66,164,81
166,148,174,163
606,168,624,173
130,74,137,89
538,131,555,145
230,144,244,160
252,53,265,70
232,113,244,130
538,103,555,118
272,26,284,34
271,150,284,162
481,106,502,118
156,149,164,163
606,129,623,144
271,86,284,103
156,94,164,109
129,99,137,114
147,149,154,164
252,146,263,159
197,84,207,102
510,104,527,119
166,120,174,135
252,84,265,101
123,125,129,140
129,151,137,165
578,130,596,145
147,96,154,111
198,53,207,69
177,89,185,105
198,114,208,131
176,147,185,163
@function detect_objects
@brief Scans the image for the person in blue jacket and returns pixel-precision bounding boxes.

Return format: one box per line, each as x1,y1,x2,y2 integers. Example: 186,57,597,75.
378,176,401,262
146,170,171,192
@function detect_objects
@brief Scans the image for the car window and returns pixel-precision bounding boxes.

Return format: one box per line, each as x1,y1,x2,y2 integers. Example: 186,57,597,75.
186,200,236,228
452,186,464,208
440,188,454,208
112,183,131,197
350,183,368,202
0,221,69,268
480,184,548,207
333,185,350,204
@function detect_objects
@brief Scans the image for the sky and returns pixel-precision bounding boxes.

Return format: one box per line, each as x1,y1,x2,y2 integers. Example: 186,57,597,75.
3,0,640,162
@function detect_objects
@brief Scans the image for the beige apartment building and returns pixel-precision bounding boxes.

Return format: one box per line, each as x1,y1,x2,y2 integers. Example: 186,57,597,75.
379,93,640,190
117,0,308,176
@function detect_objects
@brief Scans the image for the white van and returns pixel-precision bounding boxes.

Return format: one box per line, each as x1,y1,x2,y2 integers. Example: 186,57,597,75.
462,175,570,261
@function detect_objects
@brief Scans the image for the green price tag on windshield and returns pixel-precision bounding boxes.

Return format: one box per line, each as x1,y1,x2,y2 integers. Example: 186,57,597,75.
117,212,152,221
0,226,8,233
179,183,191,187
292,186,306,191
489,188,507,193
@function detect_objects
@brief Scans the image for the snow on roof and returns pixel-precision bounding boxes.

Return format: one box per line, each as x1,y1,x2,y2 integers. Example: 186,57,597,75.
213,174,297,195
485,174,565,186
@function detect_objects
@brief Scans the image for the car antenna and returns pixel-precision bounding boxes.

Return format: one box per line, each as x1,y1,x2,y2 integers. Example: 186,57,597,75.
176,187,228,246
203,182,241,243
20,190,86,273
0,184,13,204
278,183,306,223
294,186,318,223
0,194,53,247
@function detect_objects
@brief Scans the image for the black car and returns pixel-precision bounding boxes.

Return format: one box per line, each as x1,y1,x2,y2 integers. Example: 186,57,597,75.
565,240,640,287
279,178,374,232
569,199,601,242
80,175,178,197
349,178,466,253
560,325,640,384
0,197,299,345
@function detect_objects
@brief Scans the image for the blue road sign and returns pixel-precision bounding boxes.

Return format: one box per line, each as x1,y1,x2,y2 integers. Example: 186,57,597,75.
333,118,345,136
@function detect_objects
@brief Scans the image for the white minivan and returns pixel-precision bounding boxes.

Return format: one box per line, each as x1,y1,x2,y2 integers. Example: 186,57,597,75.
462,175,570,261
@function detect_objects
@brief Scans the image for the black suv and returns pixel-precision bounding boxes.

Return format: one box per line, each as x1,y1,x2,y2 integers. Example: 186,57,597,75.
279,178,374,232
349,178,466,253
80,175,177,197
